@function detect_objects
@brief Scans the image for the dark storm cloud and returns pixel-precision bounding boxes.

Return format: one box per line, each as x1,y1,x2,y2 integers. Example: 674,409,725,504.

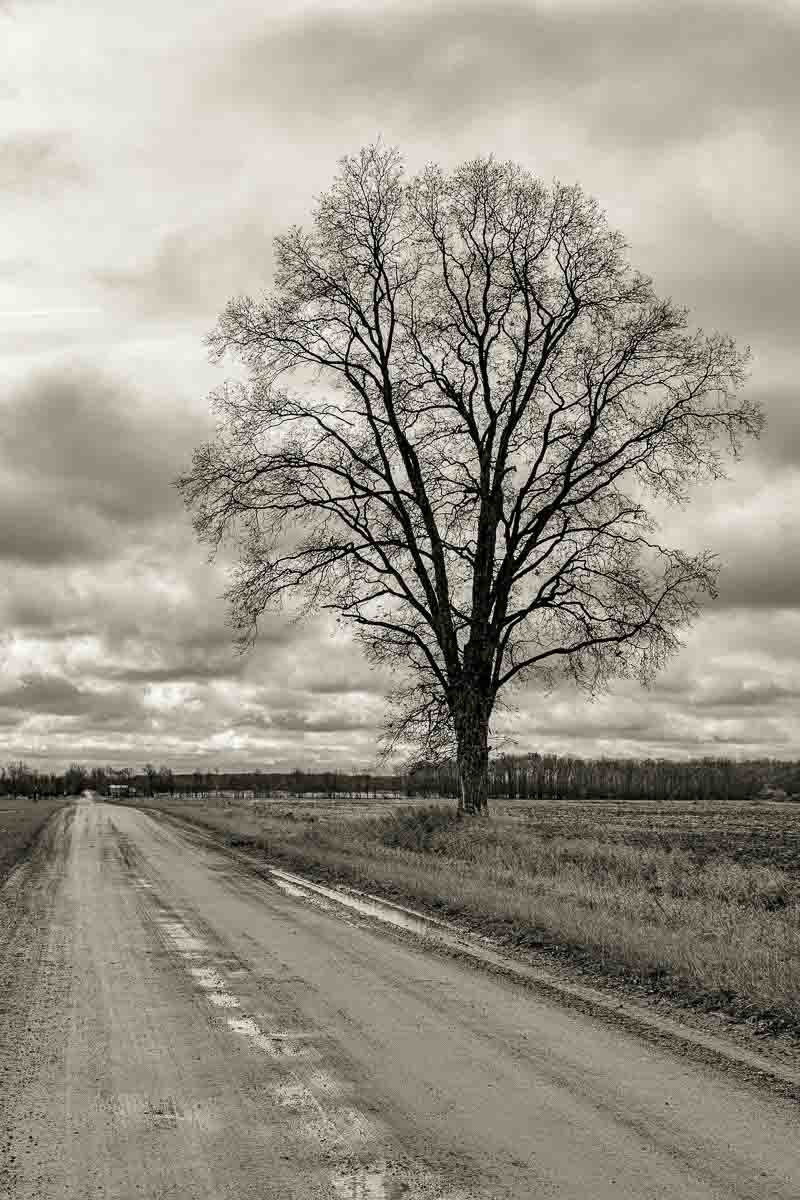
0,674,82,715
259,708,379,734
220,2,799,149
303,670,390,697
0,132,85,193
0,549,327,715
506,598,800,760
95,588,312,687
511,680,798,759
717,549,800,610
1,574,240,688
0,364,211,565
0,490,106,564
687,678,800,710
105,654,248,686
0,673,143,722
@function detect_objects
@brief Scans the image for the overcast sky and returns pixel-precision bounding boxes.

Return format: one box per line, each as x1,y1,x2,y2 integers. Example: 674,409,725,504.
1,0,798,773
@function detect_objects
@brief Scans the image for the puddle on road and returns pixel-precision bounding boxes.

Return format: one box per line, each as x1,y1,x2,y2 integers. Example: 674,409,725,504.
274,876,334,909
209,990,241,1008
227,1016,313,1059
270,869,458,941
273,1081,317,1110
189,965,226,990
331,1164,406,1199
143,1097,179,1130
227,1015,284,1056
273,878,310,899
306,1067,345,1098
156,919,207,954
114,1093,223,1134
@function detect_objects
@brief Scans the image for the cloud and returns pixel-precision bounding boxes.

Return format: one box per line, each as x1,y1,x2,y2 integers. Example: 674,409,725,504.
0,132,85,194
737,384,800,469
717,546,800,611
0,489,108,564
95,221,274,318
688,472,800,610
0,672,144,723
217,2,800,151
199,5,800,360
637,188,800,351
0,363,212,565
506,680,799,761
687,677,799,711
247,701,381,735
504,602,800,761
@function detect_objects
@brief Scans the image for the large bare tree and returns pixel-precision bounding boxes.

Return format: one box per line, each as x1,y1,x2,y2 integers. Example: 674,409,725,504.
178,144,761,813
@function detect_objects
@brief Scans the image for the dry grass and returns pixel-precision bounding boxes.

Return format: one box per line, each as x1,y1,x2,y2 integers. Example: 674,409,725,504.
136,792,800,1030
0,797,67,884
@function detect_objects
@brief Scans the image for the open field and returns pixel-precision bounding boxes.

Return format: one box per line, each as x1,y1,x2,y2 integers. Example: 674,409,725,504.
131,792,800,1036
0,796,67,884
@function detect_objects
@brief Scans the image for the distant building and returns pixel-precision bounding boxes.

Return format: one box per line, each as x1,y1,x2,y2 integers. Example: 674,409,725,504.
109,784,138,798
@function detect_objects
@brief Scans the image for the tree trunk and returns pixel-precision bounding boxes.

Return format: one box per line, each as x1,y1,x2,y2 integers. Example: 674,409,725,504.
455,705,490,815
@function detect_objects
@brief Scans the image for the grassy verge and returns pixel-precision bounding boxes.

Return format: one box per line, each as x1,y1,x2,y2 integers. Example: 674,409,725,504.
0,797,67,885
135,792,800,1034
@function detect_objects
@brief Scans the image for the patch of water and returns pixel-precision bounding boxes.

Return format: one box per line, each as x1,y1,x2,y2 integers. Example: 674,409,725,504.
157,919,206,953
188,965,227,990
274,876,334,910
273,1081,317,1110
273,878,310,899
270,869,458,940
227,1015,282,1055
331,1164,402,1199
306,1068,345,1097
209,990,240,1008
113,1093,223,1133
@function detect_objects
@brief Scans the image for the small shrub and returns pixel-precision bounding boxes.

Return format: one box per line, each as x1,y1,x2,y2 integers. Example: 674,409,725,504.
377,805,461,852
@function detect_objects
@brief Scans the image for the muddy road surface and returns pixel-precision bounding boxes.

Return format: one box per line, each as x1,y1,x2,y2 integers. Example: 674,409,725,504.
1,799,797,1199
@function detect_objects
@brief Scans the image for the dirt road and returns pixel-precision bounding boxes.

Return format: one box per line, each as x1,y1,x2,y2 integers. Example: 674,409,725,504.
1,799,797,1199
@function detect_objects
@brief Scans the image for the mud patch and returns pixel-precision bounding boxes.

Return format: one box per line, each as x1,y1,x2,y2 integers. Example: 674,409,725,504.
209,990,241,1008
227,1015,311,1058
155,918,207,955
331,1163,406,1199
189,965,227,990
144,1097,179,1130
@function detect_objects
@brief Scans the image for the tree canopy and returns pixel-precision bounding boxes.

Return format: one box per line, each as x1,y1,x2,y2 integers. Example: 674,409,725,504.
178,143,761,812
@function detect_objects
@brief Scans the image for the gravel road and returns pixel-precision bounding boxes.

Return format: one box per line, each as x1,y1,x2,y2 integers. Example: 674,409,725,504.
1,798,797,1199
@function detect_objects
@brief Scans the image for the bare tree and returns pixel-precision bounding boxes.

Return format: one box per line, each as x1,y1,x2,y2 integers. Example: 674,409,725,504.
143,763,158,797
178,144,761,814
64,762,88,797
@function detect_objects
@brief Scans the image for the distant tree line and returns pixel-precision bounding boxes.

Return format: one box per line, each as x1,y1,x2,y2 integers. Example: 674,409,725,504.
2,755,799,803
405,754,800,803
0,762,136,799
0,762,403,800
176,768,404,800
